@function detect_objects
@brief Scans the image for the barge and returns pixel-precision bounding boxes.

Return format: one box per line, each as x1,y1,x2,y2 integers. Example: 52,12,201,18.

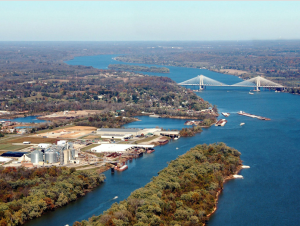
146,148,155,154
215,119,227,126
158,140,169,145
149,114,161,118
115,164,128,172
238,111,271,121
184,120,202,125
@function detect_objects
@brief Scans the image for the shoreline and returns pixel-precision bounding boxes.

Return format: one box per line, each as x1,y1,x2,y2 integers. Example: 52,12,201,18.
205,161,243,224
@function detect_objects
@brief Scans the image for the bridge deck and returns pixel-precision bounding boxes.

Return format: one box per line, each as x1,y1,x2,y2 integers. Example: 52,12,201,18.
180,84,284,87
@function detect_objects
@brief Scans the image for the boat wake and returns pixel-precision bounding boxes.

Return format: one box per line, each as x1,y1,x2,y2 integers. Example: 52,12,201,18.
78,196,119,221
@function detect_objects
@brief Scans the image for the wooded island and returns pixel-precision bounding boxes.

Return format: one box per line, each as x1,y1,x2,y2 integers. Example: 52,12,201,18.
74,143,242,226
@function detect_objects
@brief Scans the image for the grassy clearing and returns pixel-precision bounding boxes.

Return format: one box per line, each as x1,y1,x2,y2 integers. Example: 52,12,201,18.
80,144,99,152
0,135,25,144
118,141,130,144
135,135,158,144
81,135,102,139
35,124,74,134
0,144,31,151
9,137,59,144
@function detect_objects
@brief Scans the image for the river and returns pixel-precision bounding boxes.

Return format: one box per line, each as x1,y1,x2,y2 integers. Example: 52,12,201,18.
26,55,300,226
1,116,47,124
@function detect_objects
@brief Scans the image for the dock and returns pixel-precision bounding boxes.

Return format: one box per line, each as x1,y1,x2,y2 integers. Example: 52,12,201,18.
238,111,270,121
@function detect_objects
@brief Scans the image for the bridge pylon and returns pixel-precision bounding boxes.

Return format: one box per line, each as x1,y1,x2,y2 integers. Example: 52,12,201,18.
178,74,228,90
199,75,204,90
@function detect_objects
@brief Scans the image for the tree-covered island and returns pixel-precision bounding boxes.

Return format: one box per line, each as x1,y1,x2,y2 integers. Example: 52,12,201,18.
74,143,242,226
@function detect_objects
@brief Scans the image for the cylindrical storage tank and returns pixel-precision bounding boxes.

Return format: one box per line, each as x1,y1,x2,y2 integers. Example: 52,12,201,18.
59,150,64,165
45,151,58,164
70,149,75,160
31,150,43,164
63,150,69,165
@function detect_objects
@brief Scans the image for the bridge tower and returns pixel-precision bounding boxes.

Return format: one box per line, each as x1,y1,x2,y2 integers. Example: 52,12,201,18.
199,75,204,90
256,76,261,91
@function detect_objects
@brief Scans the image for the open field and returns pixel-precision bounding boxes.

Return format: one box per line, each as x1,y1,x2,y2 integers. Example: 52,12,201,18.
8,137,59,144
35,124,74,134
0,144,31,151
219,69,248,75
40,110,102,119
81,135,102,139
80,144,100,152
135,135,158,144
34,126,97,139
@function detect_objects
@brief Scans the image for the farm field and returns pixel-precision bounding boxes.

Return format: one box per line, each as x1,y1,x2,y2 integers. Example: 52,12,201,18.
34,126,97,139
8,137,59,144
0,144,31,151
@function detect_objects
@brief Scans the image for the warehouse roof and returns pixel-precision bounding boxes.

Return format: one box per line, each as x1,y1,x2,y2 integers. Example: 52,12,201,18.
0,157,12,162
1,152,29,157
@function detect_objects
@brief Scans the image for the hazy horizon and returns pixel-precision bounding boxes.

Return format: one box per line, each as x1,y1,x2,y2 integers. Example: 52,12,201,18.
1,1,300,41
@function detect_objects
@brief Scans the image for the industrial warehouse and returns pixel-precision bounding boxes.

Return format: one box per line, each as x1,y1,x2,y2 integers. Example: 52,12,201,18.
0,126,180,171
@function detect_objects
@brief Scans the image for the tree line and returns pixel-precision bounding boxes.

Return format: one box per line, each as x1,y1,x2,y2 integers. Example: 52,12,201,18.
0,166,105,225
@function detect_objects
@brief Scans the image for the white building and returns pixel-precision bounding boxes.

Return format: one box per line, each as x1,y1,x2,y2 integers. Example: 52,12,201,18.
91,144,154,153
100,134,132,140
38,143,51,149
97,128,142,136
0,157,12,163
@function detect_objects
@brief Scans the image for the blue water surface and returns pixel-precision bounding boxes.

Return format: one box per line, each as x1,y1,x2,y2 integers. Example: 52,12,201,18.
1,116,47,124
25,55,300,226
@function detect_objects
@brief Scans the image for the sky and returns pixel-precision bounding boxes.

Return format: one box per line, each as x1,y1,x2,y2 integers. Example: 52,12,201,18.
1,1,300,41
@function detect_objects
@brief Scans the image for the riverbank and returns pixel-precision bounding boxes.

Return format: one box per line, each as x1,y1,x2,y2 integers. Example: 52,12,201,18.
205,162,243,224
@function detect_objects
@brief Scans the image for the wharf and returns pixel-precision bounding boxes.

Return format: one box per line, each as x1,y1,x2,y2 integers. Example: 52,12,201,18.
238,111,270,121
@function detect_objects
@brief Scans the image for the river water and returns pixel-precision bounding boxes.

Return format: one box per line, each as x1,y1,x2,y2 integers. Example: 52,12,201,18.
26,55,300,226
1,116,46,124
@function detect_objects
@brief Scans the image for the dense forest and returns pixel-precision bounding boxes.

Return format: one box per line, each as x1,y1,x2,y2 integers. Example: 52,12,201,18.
74,143,241,226
0,74,213,120
108,64,170,73
0,166,105,225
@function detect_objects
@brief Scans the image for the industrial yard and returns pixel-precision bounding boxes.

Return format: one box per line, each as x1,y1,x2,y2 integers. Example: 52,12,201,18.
0,127,180,173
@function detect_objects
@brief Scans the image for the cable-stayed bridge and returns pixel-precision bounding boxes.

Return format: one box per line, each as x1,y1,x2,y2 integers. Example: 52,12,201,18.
178,75,285,90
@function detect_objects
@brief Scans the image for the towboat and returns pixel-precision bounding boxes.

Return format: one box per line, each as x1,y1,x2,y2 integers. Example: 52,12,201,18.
221,112,230,117
215,119,227,126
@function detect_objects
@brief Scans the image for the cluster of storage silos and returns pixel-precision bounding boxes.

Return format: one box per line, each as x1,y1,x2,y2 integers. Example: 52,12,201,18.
30,141,76,165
